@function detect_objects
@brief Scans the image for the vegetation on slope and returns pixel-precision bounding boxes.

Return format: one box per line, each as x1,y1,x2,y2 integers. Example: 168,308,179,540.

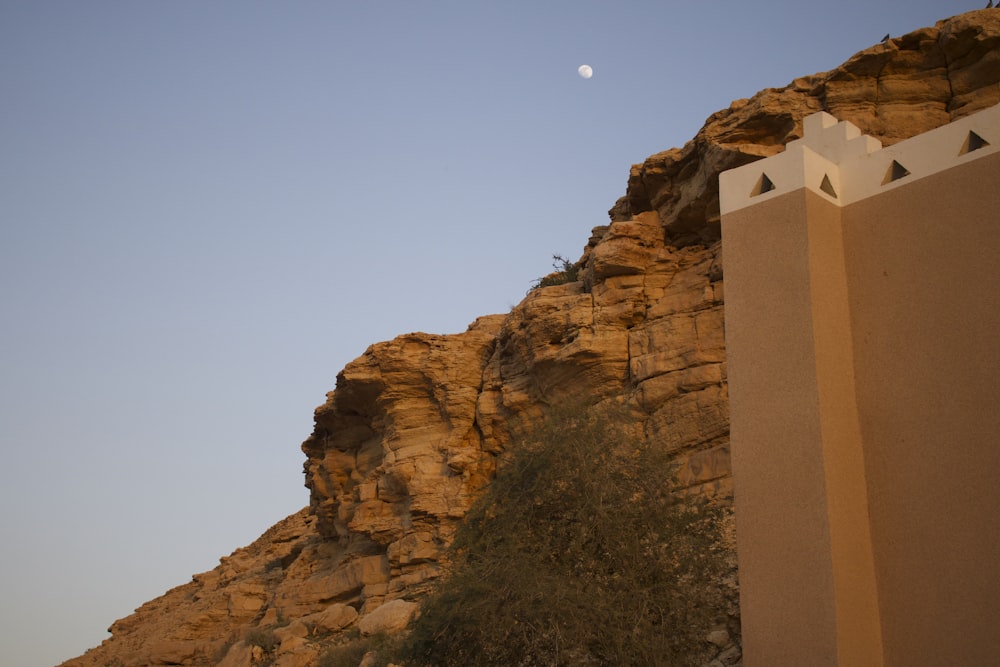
530,254,581,291
393,403,735,667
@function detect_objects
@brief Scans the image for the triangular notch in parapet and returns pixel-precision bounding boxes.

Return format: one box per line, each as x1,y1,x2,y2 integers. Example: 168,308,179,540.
819,174,838,198
882,160,910,185
750,173,775,197
960,130,990,155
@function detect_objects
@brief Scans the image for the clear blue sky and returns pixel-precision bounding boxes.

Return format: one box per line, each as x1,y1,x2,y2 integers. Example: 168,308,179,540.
0,1,964,664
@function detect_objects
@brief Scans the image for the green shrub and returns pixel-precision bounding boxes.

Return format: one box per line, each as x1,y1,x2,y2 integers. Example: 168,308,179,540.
244,626,278,653
531,254,580,291
317,640,369,667
318,631,399,667
395,403,733,666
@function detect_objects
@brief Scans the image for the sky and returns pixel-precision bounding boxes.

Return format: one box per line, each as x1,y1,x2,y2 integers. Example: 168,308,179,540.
0,1,969,664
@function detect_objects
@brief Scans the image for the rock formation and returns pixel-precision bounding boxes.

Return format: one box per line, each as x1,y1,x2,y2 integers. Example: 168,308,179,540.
611,9,1000,245
61,10,1000,667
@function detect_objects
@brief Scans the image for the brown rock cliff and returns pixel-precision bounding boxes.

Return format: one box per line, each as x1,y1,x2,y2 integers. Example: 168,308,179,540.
613,10,1000,245
62,10,1000,667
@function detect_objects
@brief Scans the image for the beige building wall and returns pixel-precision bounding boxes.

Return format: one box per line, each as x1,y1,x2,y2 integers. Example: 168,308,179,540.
724,189,882,667
842,152,1000,665
721,106,1000,666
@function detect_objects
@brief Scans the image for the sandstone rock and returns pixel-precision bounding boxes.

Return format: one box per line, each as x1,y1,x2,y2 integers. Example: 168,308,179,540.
302,315,506,553
620,10,1000,246
302,603,358,633
590,211,662,279
274,649,320,667
357,599,420,636
227,582,266,617
217,641,254,667
717,644,743,665
274,620,308,644
276,634,308,655
144,640,199,665
706,627,731,647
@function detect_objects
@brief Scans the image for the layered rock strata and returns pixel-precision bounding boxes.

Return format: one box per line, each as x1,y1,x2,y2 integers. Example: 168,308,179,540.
612,9,1000,245
62,10,1000,667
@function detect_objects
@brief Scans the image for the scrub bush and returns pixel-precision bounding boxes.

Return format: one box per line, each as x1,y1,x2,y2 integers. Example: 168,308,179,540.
395,403,733,666
531,255,580,290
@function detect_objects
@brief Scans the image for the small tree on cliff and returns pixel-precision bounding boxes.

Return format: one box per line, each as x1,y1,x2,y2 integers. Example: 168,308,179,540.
530,254,580,291
395,402,733,666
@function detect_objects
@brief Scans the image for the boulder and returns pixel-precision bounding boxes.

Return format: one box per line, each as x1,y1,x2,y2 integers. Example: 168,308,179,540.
357,599,420,636
302,603,358,633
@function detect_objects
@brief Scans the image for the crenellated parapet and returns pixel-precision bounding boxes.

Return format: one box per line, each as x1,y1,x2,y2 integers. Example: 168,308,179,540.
721,103,999,214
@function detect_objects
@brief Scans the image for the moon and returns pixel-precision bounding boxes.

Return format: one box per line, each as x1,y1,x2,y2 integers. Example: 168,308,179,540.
578,64,593,79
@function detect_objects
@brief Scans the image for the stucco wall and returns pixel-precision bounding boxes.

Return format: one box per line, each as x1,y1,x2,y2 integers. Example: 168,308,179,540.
842,151,1000,665
724,189,882,667
722,107,1000,666
724,189,838,666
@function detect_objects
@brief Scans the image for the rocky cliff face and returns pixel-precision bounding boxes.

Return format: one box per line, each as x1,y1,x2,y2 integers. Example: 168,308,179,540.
62,10,1000,667
611,9,1000,245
